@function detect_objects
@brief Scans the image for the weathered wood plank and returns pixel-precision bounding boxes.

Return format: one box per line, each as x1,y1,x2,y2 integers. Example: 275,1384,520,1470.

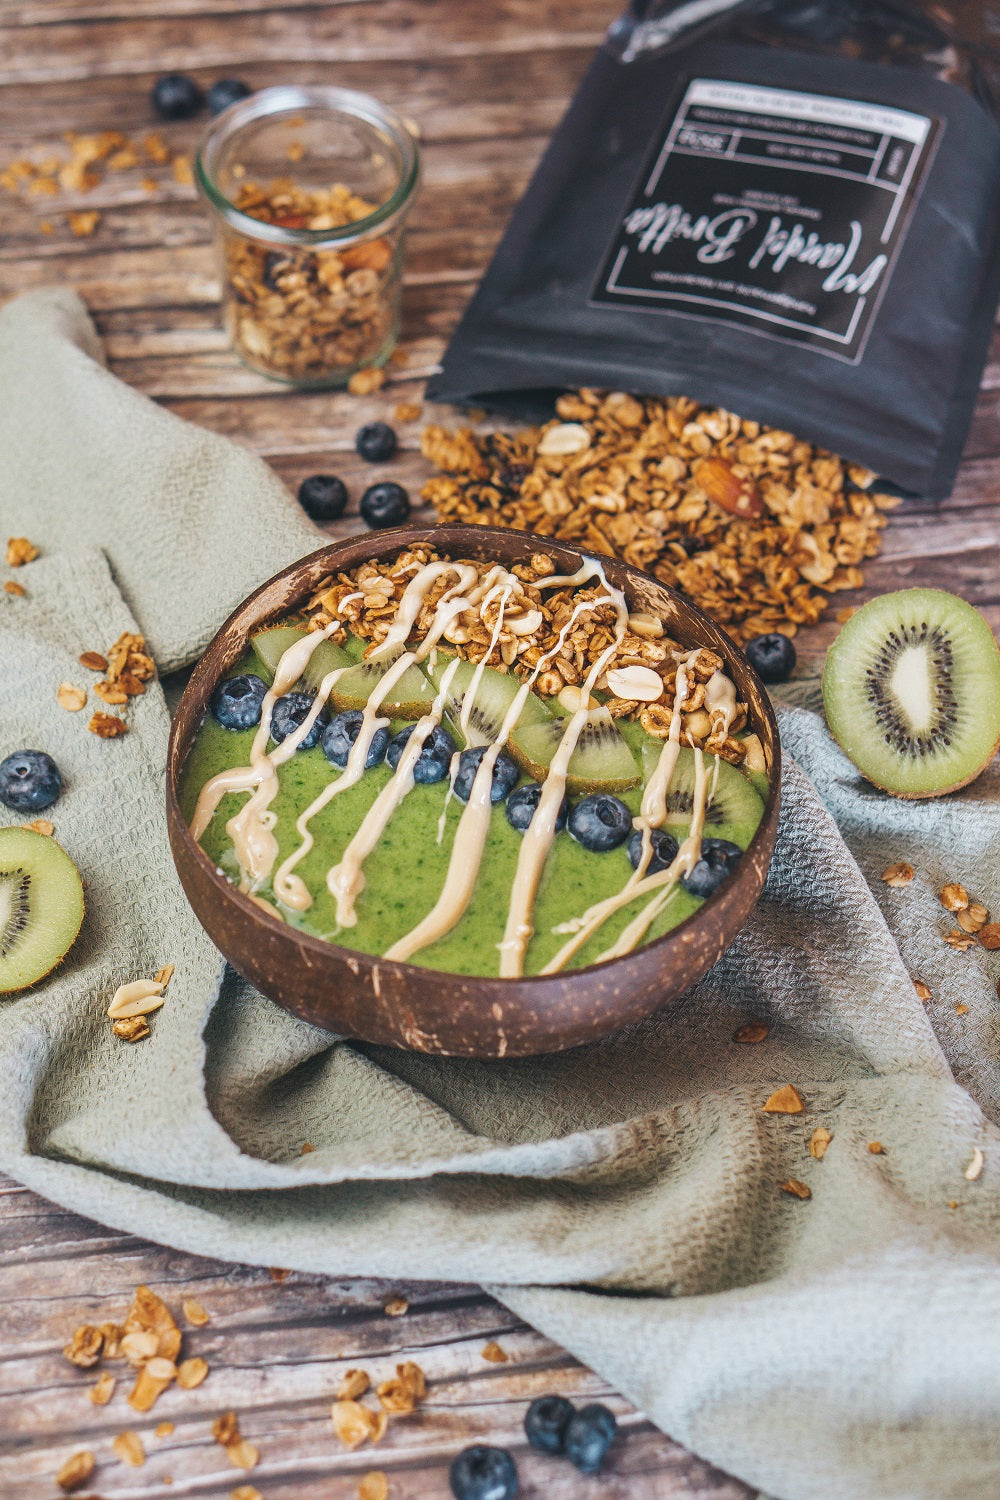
0,1176,753,1499
0,1,611,84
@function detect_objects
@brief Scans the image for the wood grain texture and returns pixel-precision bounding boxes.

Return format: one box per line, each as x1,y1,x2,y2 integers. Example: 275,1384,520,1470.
0,1174,754,1500
0,0,998,1492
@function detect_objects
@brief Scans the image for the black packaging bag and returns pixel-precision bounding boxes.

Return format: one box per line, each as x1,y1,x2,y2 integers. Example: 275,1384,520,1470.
428,0,1000,498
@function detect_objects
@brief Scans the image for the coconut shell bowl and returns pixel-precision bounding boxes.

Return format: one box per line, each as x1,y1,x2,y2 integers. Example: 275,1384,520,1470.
166,525,780,1057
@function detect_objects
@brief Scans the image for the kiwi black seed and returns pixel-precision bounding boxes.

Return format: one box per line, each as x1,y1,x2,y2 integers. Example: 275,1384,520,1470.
822,588,1000,798
0,827,85,993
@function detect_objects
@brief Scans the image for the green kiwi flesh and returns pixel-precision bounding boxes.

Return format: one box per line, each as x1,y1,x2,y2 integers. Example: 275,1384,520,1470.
509,705,641,794
822,589,1000,798
329,642,438,719
250,625,353,694
422,653,552,747
639,740,765,845
0,827,85,994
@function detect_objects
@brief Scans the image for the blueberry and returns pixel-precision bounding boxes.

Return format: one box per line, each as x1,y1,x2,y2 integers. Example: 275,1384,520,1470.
524,1394,575,1455
680,837,743,898
505,780,569,833
206,78,252,115
449,1445,518,1500
453,746,519,804
355,421,398,463
298,474,348,523
321,710,389,769
151,72,203,120
0,750,62,813
565,1403,617,1475
745,632,796,684
627,826,679,875
386,724,455,784
567,793,632,852
360,481,410,529
210,673,267,732
269,692,327,749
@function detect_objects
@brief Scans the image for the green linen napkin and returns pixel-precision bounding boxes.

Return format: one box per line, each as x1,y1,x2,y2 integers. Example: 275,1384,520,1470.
2,287,1000,1500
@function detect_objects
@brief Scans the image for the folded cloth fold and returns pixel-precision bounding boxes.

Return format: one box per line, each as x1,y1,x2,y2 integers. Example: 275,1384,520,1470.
1,288,999,1500
0,287,318,674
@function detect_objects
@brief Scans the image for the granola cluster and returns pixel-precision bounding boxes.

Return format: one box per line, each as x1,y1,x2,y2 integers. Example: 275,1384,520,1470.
0,129,194,237
72,630,157,739
305,544,749,762
222,177,396,386
58,1282,425,1494
421,390,901,643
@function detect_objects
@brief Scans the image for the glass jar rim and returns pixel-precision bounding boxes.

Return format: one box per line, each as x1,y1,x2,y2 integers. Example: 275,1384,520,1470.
195,84,420,247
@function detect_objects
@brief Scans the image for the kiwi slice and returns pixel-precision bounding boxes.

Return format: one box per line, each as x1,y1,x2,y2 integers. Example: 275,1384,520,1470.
510,705,640,794
822,589,1000,798
639,740,765,847
329,643,438,718
422,654,552,747
735,732,771,805
250,625,352,693
0,827,85,993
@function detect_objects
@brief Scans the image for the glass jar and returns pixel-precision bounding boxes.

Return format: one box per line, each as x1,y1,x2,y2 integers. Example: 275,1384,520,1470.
196,85,420,388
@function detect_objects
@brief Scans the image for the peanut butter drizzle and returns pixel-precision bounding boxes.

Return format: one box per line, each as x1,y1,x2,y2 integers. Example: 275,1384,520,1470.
275,561,514,914
595,747,710,963
498,562,630,978
271,647,414,910
385,590,524,961
388,570,624,965
328,658,461,926
189,622,347,891
539,650,728,975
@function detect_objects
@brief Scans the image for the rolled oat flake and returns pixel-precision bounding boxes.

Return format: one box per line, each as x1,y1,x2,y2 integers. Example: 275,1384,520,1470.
429,0,1000,498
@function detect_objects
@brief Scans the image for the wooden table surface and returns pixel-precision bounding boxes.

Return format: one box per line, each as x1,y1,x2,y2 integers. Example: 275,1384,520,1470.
1,1,998,1496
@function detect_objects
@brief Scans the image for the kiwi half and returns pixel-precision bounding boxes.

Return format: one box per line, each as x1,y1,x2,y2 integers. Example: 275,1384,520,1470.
509,705,640,794
639,741,765,846
0,827,85,993
823,589,1000,798
422,654,552,747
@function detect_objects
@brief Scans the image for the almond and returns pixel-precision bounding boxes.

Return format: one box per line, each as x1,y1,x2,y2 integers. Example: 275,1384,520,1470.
693,457,762,518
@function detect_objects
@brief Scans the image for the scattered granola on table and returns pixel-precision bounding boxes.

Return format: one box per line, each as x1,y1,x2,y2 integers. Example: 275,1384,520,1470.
332,1398,388,1451
55,1449,95,1492
422,391,900,642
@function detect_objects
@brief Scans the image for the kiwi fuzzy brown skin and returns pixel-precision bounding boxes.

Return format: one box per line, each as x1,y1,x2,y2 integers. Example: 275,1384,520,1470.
822,588,1000,800
0,827,85,994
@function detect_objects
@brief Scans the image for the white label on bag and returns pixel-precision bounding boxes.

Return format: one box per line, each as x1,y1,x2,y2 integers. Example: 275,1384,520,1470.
592,77,938,362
